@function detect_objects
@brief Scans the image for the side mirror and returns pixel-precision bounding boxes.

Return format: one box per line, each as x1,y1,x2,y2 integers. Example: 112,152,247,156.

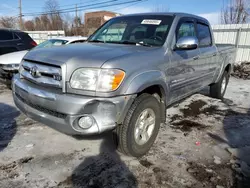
175,36,198,50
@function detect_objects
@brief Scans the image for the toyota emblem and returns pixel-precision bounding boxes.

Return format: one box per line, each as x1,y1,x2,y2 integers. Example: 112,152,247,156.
30,66,40,78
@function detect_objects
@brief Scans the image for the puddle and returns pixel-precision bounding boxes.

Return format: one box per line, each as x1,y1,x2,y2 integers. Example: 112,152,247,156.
180,100,207,117
172,120,206,132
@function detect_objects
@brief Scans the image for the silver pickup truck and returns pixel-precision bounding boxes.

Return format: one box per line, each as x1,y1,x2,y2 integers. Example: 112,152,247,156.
12,13,235,157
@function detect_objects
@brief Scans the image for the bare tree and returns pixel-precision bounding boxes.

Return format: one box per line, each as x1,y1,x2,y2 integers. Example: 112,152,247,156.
34,17,43,30
0,16,18,28
44,0,63,30
24,20,35,31
40,15,52,30
221,0,249,24
44,0,60,13
13,0,81,34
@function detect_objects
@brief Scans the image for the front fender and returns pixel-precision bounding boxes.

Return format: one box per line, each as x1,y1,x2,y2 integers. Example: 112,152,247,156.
124,70,169,96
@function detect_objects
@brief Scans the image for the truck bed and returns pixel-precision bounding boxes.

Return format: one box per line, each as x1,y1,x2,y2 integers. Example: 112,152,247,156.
216,44,235,53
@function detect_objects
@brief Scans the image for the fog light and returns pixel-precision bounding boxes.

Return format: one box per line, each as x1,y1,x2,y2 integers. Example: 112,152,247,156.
78,116,93,129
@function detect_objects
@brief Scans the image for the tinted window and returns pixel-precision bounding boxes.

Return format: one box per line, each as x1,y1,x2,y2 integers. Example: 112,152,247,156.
197,23,212,47
16,32,33,42
0,30,13,40
14,33,20,39
177,22,195,40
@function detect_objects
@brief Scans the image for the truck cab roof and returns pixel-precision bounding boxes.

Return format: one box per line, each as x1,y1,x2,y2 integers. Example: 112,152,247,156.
116,12,209,25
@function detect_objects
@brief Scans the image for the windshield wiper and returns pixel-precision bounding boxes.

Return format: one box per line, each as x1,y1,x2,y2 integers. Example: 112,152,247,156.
88,39,105,43
88,40,152,47
121,41,152,47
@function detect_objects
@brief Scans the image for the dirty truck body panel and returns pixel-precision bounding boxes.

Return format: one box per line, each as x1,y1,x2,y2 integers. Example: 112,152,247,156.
12,13,235,136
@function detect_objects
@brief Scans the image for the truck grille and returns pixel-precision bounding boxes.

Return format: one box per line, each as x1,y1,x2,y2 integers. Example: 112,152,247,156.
20,60,62,88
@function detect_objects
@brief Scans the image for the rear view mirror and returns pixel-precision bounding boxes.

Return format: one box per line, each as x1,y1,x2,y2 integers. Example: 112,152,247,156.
175,36,198,50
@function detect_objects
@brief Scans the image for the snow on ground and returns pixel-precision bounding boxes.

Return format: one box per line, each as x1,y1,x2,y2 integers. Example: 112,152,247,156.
0,77,249,188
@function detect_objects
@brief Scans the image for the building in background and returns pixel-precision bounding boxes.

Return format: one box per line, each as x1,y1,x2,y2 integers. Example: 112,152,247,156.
84,11,121,36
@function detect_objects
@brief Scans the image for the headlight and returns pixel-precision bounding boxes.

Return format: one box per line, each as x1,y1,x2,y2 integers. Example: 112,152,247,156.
70,68,125,92
70,68,100,90
19,62,24,74
2,64,20,71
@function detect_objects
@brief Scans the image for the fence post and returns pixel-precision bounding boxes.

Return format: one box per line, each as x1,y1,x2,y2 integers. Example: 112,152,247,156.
235,27,242,49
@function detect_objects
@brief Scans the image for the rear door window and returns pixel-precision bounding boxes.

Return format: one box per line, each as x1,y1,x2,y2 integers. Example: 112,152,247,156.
16,32,33,42
197,23,212,47
0,30,13,41
14,33,20,40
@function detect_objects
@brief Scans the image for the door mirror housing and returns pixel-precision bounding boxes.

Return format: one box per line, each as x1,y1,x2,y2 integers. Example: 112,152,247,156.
175,36,198,50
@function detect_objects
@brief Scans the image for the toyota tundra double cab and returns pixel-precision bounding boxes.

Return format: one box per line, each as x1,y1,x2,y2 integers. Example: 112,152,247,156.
12,13,235,157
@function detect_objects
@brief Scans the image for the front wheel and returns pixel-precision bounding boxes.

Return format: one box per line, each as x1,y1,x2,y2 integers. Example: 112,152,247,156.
210,70,229,99
113,94,161,157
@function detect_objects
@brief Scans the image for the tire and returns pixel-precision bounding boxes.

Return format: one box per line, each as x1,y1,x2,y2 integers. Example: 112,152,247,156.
113,93,161,157
210,70,229,99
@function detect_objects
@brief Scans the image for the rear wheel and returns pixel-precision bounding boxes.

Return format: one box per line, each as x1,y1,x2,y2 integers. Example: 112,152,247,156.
210,70,229,99
113,94,161,157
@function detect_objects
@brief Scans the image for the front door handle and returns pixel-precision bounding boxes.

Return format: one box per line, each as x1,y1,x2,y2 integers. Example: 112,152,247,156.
17,43,24,46
193,56,199,60
212,53,217,56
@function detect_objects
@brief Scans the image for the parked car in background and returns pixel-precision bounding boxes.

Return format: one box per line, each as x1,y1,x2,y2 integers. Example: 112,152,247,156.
0,29,37,56
12,13,235,157
0,36,87,87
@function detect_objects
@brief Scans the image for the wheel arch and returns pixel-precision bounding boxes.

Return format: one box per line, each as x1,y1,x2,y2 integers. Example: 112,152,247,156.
138,84,167,123
225,63,232,73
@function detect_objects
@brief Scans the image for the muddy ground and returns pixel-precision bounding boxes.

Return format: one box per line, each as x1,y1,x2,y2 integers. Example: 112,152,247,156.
0,77,250,188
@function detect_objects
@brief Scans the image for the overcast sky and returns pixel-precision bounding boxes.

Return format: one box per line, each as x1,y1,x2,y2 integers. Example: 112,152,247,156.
0,0,223,25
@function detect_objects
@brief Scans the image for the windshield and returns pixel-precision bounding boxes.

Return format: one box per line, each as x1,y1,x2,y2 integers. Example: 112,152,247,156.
35,39,68,49
88,15,174,47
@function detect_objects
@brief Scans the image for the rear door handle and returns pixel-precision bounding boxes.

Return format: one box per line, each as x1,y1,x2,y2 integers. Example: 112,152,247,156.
193,56,199,60
212,53,217,56
17,43,24,46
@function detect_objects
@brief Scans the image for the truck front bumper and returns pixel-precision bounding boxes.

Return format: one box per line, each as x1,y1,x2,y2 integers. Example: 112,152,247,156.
12,74,136,135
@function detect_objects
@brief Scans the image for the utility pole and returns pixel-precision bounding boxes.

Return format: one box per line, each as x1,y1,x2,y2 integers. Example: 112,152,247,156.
75,4,78,35
18,0,23,30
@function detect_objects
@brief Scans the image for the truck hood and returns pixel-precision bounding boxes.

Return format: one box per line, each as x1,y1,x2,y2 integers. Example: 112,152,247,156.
24,43,150,68
0,50,28,65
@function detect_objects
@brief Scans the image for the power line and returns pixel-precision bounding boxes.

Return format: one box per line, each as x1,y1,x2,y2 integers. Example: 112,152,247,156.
23,0,118,16
109,0,147,12
24,0,105,9
22,0,144,17
59,0,107,8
